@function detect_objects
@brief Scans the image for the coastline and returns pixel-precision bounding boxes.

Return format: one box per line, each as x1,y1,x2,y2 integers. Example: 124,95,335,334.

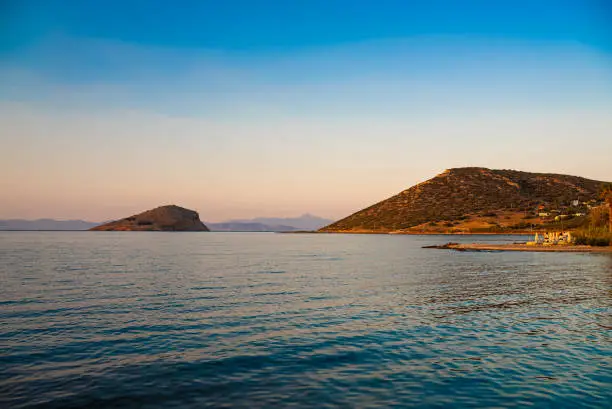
316,230,537,235
424,242,612,253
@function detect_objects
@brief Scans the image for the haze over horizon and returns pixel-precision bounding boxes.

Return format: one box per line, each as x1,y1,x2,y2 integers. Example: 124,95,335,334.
1,1,611,221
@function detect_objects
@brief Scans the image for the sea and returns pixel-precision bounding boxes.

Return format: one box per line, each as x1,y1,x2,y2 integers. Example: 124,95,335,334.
1,232,610,408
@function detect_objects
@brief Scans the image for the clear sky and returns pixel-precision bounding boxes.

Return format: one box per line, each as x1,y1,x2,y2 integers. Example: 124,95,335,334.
1,0,611,222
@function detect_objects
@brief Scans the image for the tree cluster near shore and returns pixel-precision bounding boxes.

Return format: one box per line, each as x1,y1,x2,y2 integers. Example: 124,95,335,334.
574,185,612,246
600,183,612,231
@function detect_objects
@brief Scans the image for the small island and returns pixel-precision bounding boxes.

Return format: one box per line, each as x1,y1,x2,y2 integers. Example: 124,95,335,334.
90,205,209,231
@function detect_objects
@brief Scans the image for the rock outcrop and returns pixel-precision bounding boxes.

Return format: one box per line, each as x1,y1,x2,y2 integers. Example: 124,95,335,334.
90,205,209,231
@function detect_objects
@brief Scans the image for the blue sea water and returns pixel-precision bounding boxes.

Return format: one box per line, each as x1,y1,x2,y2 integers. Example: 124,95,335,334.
1,232,611,408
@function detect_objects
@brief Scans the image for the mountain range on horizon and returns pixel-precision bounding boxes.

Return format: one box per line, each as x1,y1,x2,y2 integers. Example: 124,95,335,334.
2,168,609,233
0,219,100,231
0,214,333,232
206,215,333,232
222,214,333,231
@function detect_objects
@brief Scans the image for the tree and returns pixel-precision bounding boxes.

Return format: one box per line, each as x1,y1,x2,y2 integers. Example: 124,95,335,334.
600,183,612,231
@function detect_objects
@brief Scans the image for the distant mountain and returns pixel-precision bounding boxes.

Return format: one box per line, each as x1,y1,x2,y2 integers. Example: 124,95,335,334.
0,219,99,231
321,167,610,233
90,205,209,231
227,214,333,231
207,222,299,232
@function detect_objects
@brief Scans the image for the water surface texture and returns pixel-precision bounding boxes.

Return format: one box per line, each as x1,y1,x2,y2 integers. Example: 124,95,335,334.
1,232,611,408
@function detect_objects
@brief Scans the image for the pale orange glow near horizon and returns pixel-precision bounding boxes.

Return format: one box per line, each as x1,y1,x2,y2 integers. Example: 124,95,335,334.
2,101,611,222
2,36,611,222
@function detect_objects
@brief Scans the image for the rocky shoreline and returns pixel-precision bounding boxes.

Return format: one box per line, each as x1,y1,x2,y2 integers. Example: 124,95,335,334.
423,242,612,253
315,229,537,235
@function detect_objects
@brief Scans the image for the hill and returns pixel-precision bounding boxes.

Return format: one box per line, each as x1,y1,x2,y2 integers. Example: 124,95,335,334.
90,205,209,231
320,167,610,233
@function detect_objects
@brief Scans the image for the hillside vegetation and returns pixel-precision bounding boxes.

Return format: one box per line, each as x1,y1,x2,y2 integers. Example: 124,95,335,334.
321,167,610,233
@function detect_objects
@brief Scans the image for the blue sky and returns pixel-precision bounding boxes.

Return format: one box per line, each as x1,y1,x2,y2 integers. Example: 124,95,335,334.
1,1,611,221
3,0,611,52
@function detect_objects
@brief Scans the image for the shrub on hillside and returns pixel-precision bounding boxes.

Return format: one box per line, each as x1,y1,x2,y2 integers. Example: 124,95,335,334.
509,222,531,230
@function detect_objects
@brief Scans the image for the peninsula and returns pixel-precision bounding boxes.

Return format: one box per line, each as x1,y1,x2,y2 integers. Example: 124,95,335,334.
320,167,610,234
424,242,612,253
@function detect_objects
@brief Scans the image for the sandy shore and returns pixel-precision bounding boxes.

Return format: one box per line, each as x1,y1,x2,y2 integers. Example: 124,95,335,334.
425,243,612,253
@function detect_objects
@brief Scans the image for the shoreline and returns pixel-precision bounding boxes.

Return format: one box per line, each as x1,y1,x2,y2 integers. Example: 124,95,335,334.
424,242,612,253
316,230,537,235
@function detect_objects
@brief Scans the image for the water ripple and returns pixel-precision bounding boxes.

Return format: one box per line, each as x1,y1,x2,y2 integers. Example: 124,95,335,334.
1,232,611,408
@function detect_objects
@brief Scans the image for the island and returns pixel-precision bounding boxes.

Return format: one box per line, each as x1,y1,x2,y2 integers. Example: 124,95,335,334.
90,205,210,231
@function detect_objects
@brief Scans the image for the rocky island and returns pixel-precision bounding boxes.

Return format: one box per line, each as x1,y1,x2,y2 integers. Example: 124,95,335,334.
90,205,209,231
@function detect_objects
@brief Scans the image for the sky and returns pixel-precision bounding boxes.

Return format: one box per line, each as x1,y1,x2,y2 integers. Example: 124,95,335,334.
1,0,611,222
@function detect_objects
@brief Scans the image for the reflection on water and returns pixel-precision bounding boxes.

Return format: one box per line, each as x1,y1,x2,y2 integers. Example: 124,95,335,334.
0,232,611,408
